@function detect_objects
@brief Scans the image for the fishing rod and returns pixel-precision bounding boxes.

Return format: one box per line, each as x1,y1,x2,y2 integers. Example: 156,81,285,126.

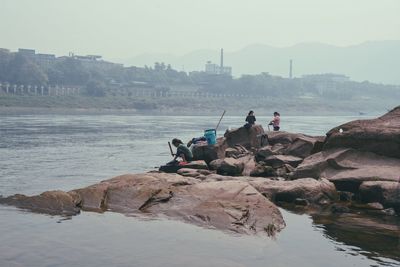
215,110,226,131
168,141,175,157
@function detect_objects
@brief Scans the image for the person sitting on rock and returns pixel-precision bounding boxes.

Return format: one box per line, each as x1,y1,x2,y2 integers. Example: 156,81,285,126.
244,110,256,129
268,111,280,131
171,138,193,163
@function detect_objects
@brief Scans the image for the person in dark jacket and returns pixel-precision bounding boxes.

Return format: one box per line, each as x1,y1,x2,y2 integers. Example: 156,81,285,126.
244,110,256,129
172,138,193,162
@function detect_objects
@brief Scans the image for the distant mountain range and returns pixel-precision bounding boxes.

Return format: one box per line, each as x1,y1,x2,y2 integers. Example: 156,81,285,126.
116,40,400,85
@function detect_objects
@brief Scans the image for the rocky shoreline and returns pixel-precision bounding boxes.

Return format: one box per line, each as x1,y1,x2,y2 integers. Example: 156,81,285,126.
1,106,399,237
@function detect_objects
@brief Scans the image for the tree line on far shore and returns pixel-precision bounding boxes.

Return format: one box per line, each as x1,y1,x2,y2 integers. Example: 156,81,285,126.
0,49,399,101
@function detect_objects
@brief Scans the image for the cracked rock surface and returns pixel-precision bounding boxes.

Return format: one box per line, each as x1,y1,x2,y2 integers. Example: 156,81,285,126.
0,172,285,236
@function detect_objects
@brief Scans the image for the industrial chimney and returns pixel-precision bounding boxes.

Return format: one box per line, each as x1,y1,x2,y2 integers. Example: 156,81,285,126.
220,48,224,74
289,59,293,79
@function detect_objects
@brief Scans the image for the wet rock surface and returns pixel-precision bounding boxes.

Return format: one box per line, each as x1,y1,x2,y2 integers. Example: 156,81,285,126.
359,181,400,211
311,211,400,261
0,172,285,236
249,178,338,205
292,148,400,190
0,190,81,216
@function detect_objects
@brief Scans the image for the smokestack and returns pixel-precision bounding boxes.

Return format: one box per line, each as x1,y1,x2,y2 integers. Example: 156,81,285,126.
220,48,224,70
289,59,293,79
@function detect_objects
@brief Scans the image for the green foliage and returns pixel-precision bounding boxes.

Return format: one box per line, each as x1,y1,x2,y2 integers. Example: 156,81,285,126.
1,53,48,85
84,80,106,97
47,58,90,85
0,50,399,104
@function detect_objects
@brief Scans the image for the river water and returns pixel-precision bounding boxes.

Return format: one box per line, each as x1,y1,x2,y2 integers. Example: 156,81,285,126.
0,114,399,267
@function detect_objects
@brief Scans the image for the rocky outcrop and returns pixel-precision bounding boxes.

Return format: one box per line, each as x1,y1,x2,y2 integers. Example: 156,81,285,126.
359,181,400,211
177,168,216,180
262,155,303,168
249,178,338,205
150,180,285,235
292,148,400,192
224,125,265,149
250,163,276,177
192,137,228,163
323,106,400,158
0,190,81,216
266,131,324,158
225,145,250,158
209,158,244,176
158,160,208,173
209,155,256,176
0,172,285,236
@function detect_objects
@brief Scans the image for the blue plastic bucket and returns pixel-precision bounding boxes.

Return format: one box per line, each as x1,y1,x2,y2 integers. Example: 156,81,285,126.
204,129,217,145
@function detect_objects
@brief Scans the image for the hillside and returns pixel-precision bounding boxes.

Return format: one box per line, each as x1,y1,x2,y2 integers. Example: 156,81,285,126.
122,40,400,84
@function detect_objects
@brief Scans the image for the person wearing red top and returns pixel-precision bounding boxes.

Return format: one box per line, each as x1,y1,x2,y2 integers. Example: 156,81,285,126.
268,112,280,131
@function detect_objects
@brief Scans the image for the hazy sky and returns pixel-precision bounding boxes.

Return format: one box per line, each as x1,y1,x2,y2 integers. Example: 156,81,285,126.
1,0,399,60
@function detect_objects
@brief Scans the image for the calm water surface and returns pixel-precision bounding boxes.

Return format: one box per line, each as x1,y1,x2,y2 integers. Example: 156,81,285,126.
0,114,399,267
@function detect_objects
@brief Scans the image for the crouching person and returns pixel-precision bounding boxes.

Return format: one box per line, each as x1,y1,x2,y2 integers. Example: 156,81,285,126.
167,138,193,165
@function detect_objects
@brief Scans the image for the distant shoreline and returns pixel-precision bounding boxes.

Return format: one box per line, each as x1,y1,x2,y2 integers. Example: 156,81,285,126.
0,106,385,117
0,95,392,116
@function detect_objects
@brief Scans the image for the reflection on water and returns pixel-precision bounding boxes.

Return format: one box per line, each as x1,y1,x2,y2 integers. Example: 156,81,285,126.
0,114,399,267
1,207,397,267
312,211,400,264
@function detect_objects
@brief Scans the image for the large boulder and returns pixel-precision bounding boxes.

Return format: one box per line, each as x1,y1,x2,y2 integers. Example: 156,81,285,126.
224,125,265,149
210,155,256,176
249,178,338,204
292,148,400,192
192,137,228,163
225,145,250,158
255,144,286,161
359,181,400,211
323,106,400,158
266,131,324,158
73,173,199,213
0,190,81,216
148,180,286,235
0,172,286,236
209,158,243,176
159,160,208,173
263,154,303,168
250,164,276,177
177,168,216,180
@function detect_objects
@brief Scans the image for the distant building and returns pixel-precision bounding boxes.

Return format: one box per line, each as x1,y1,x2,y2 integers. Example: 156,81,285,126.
16,48,56,67
204,48,232,75
35,53,56,68
205,61,219,74
75,55,102,61
301,73,351,95
4,47,123,73
302,73,350,83
18,48,36,58
71,54,123,70
205,61,232,75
